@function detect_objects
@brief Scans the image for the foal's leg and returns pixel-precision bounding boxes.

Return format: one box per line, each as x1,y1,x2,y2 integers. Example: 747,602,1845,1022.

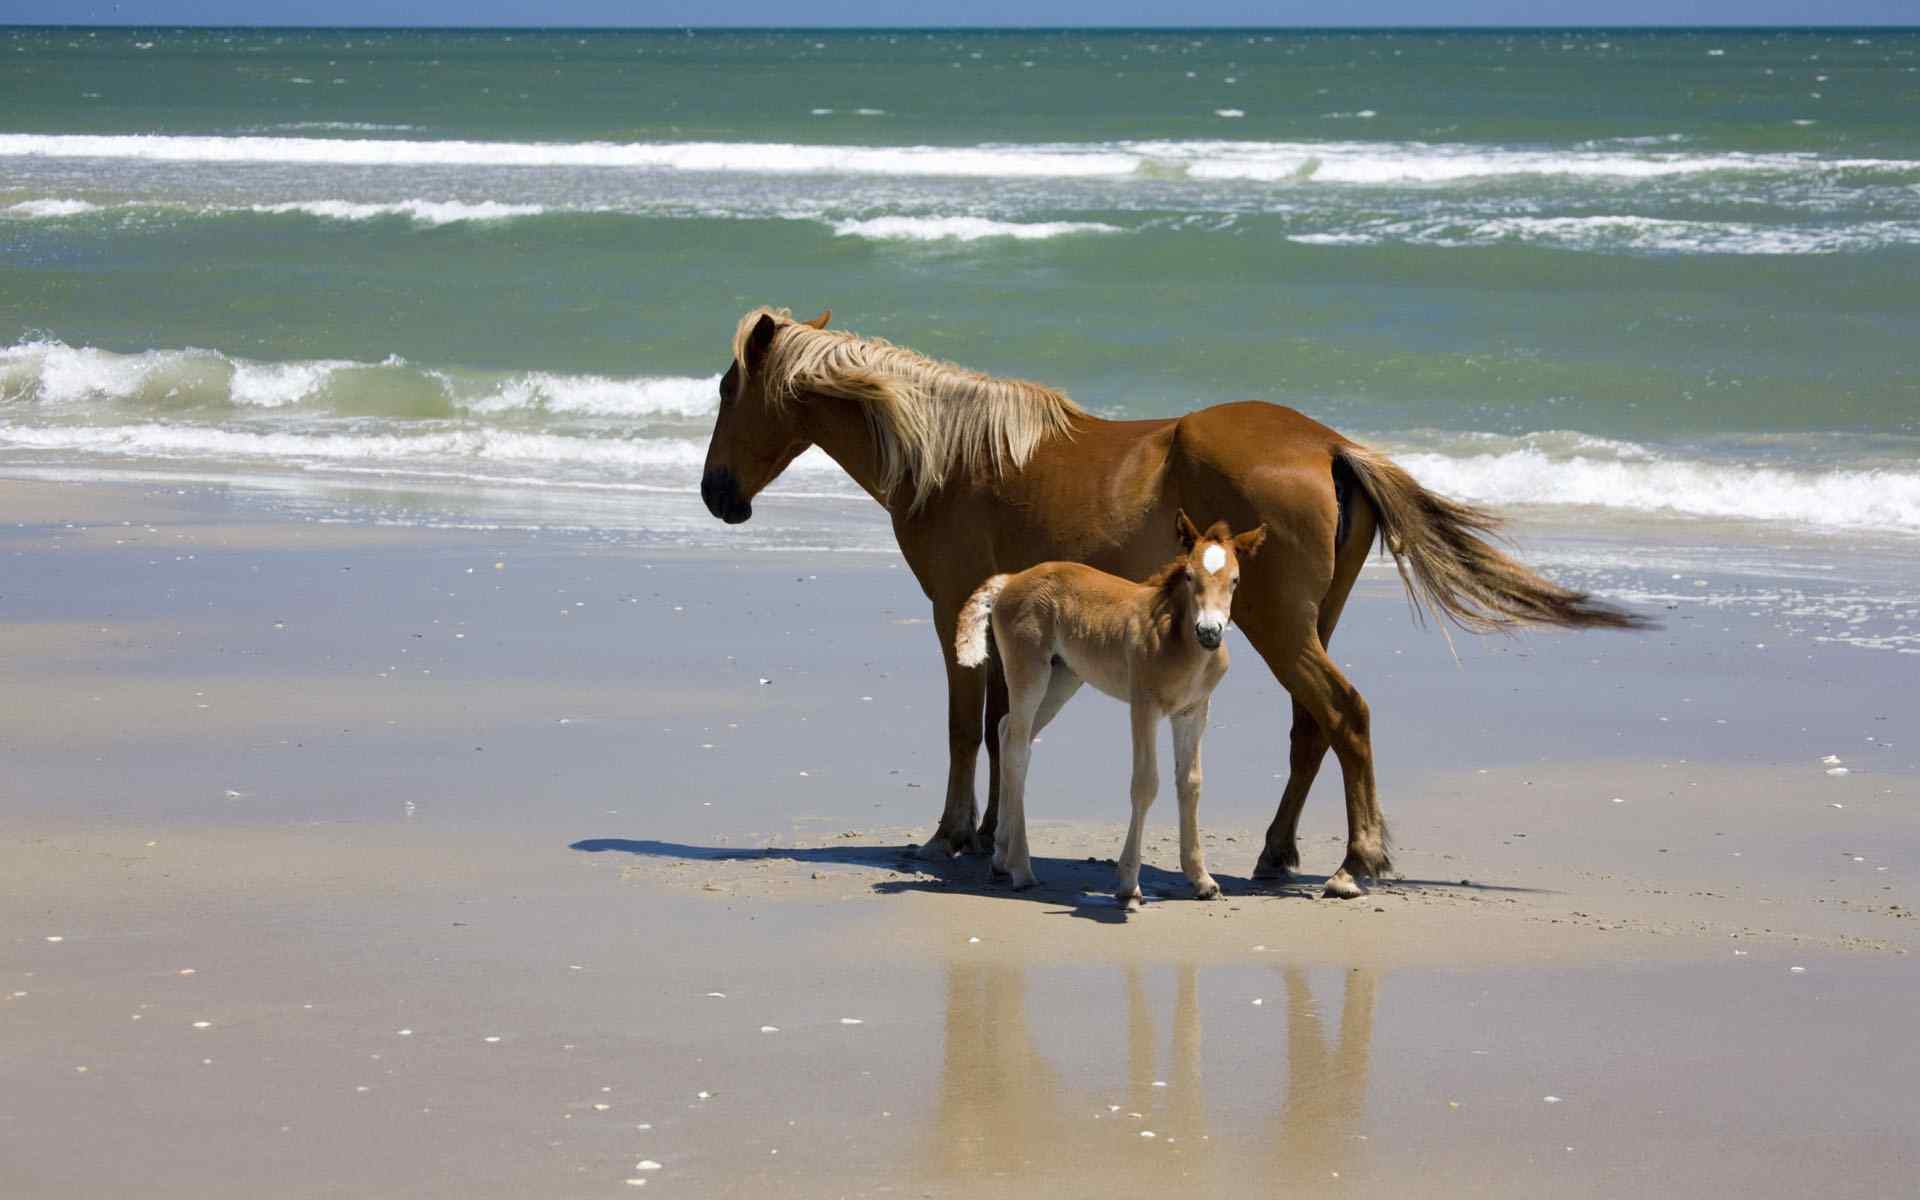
994,652,1050,891
1115,700,1160,911
1170,700,1220,900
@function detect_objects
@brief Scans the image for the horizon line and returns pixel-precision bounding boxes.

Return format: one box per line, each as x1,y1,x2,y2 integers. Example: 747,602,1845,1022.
5,22,1919,31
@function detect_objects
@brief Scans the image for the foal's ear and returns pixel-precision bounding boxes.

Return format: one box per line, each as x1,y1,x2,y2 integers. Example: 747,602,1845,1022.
1233,524,1269,560
744,313,780,372
1176,509,1201,550
802,309,832,330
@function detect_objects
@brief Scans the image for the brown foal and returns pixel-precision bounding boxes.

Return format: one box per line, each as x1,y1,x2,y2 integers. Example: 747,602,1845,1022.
956,513,1267,908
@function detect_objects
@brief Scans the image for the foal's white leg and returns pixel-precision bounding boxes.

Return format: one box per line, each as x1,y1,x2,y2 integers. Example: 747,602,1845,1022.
1115,701,1160,911
995,663,1049,891
1171,700,1220,900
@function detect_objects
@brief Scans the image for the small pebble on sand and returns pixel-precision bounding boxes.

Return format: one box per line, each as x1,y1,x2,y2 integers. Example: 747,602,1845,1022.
1252,998,1264,1006
192,1021,212,1029
396,1029,412,1036
44,936,63,943
1543,1096,1562,1103
840,1017,864,1025
760,1025,780,1033
705,992,727,998
635,1160,662,1171
1790,966,1807,973
1827,767,1850,776
483,1035,501,1043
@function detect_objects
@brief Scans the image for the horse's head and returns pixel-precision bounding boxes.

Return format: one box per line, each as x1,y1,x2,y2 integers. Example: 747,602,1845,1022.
700,307,831,524
1174,510,1267,650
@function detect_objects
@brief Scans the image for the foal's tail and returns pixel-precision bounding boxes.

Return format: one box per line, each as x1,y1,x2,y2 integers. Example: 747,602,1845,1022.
954,575,1010,667
1334,443,1649,633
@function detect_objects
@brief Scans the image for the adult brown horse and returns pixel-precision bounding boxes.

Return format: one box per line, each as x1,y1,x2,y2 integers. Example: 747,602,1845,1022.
701,307,1642,897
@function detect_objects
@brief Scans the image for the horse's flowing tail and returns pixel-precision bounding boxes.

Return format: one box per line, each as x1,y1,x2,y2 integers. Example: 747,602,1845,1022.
954,575,1010,667
1334,443,1649,633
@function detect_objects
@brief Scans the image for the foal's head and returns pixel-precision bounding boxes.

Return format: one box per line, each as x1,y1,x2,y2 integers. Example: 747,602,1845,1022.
701,307,831,525
1171,510,1268,650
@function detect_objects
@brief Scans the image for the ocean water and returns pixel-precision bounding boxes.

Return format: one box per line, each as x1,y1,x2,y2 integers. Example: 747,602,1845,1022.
2,26,1916,645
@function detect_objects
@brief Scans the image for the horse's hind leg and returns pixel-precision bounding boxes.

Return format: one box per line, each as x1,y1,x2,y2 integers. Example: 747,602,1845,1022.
1253,698,1327,881
1261,634,1389,898
1171,700,1220,900
1252,487,1373,882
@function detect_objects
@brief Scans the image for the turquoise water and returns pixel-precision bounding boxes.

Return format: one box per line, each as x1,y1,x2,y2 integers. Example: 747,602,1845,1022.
2,26,1918,541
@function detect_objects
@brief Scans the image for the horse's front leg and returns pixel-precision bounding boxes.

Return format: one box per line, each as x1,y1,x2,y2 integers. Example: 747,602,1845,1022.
921,608,988,859
1171,700,1220,900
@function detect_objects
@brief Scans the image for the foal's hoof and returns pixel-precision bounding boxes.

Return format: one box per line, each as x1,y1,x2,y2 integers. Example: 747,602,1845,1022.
1192,877,1222,901
1008,872,1039,892
1116,887,1144,912
1321,870,1364,900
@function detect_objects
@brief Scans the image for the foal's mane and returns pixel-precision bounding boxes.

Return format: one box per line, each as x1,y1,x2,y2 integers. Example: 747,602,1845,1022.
734,307,1085,512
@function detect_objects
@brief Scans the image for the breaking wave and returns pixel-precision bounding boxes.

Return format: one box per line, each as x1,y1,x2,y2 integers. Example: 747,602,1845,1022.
3,132,1913,186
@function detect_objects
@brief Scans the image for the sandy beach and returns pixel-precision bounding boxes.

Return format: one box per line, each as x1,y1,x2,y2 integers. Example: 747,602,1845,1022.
3,476,1914,1198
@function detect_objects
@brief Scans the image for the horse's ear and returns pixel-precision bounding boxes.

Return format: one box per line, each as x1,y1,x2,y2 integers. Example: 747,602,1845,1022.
1233,524,1269,560
802,309,832,330
744,313,779,372
1176,509,1201,550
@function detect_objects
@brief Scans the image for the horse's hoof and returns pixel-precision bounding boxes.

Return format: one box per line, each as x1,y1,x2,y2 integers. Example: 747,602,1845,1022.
1009,873,1039,892
918,835,960,861
1192,877,1222,901
1321,870,1364,900
1250,852,1296,882
1117,887,1144,911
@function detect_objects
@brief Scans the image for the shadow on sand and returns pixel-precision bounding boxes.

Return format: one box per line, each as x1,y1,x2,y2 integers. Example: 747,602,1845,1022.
568,837,1546,922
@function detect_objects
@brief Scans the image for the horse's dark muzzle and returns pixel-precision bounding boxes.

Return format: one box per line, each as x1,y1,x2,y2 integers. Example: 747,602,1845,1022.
701,468,752,524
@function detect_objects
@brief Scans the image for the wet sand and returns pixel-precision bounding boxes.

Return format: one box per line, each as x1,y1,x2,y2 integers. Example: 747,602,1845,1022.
3,477,1915,1198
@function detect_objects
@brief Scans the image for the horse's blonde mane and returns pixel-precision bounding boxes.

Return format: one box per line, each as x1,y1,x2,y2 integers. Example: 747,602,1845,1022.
733,306,1085,512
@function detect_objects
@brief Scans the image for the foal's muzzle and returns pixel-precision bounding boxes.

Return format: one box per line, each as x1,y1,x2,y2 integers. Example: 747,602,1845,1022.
1194,622,1224,650
701,468,752,524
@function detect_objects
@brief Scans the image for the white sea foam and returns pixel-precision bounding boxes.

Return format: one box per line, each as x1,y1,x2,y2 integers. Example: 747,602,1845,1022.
4,132,1909,186
0,340,720,419
0,421,847,481
247,198,550,225
1290,215,1920,255
1397,447,1920,533
455,372,719,418
830,216,1122,242
4,198,101,218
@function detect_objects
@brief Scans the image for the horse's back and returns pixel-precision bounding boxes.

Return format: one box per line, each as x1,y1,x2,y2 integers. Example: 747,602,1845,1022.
1169,401,1351,594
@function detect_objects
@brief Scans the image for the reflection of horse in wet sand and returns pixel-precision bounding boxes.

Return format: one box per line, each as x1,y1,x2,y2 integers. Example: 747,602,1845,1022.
955,512,1266,906
702,308,1643,897
925,961,1377,1189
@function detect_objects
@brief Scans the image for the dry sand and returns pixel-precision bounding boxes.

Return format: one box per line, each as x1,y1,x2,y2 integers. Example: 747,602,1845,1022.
3,477,1915,1198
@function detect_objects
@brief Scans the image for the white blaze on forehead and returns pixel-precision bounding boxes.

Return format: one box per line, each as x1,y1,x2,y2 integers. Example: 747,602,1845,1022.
1202,544,1227,574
